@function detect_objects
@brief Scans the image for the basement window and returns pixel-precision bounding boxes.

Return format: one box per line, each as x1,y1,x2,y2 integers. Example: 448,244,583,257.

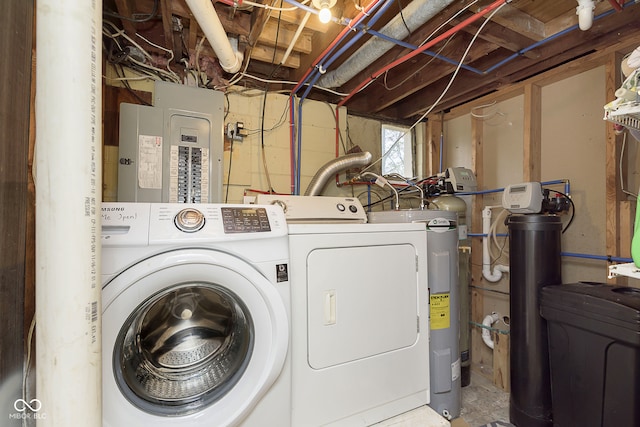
381,124,413,177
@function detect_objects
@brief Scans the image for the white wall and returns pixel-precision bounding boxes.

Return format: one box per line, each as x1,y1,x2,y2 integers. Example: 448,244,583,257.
542,66,608,283
441,65,629,370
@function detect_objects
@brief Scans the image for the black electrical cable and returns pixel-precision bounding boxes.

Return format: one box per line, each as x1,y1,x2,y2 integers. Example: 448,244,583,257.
547,189,576,233
396,0,412,38
225,139,234,203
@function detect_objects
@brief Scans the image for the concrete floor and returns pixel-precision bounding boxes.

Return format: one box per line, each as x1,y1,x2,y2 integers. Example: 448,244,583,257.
376,370,511,427
457,371,511,427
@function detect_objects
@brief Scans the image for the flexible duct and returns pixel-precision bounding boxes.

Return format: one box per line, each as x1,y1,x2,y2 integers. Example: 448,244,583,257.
482,207,509,282
318,0,455,88
186,0,243,73
304,151,373,195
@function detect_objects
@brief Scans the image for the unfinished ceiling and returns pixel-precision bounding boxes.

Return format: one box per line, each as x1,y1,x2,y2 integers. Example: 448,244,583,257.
103,0,640,122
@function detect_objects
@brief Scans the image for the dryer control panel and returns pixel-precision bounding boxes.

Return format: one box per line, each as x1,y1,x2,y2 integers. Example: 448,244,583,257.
254,195,367,223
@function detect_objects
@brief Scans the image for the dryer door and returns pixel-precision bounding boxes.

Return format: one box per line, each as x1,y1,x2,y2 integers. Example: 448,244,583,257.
102,248,288,426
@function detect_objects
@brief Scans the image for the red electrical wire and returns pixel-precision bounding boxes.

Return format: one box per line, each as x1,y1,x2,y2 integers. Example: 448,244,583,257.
337,0,508,108
608,0,623,12
217,0,243,7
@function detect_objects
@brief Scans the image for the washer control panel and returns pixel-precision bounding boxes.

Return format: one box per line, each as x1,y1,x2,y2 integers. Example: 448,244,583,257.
101,202,287,245
220,207,271,233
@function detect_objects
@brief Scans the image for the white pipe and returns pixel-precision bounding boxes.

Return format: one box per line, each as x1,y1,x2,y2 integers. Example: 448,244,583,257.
281,11,311,66
482,312,502,350
482,207,509,282
318,0,455,88
36,1,102,425
186,0,243,73
576,0,595,31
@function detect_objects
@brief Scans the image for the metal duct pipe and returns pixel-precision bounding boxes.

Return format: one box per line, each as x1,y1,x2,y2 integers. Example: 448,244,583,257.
318,0,455,88
304,152,373,196
185,0,243,73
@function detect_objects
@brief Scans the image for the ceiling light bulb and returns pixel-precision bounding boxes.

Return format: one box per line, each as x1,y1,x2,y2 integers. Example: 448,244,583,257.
318,6,332,24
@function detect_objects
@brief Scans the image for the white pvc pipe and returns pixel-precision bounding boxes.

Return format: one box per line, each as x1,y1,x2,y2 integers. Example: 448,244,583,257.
482,207,509,282
482,312,502,350
186,0,243,73
36,1,102,425
576,0,595,31
281,11,311,66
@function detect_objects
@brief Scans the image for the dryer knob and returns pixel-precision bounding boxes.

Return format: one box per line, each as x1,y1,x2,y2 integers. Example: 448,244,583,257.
174,208,206,233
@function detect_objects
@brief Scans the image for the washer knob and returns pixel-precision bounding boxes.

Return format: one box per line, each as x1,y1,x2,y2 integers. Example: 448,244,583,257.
174,208,205,232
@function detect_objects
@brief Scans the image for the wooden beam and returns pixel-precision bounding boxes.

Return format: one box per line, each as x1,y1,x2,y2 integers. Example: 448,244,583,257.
345,34,500,114
250,43,301,68
470,109,486,377
160,0,175,52
388,12,640,119
113,0,138,38
523,83,541,182
545,1,615,37
475,2,546,41
258,19,313,54
451,14,540,59
493,331,510,392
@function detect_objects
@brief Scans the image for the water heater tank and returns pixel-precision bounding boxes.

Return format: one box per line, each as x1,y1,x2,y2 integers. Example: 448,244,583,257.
367,209,461,420
431,194,470,388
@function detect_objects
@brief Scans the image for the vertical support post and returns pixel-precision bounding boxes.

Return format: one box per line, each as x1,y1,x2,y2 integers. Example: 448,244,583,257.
470,109,485,375
605,52,625,283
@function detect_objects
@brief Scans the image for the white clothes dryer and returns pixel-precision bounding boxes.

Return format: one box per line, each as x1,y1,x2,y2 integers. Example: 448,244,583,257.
287,222,430,427
101,203,291,427
256,195,430,427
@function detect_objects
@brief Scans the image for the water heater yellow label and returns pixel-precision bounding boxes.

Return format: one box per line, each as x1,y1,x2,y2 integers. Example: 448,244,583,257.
430,293,450,330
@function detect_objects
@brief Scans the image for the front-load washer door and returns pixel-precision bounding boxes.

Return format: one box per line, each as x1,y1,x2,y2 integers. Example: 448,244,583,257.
102,249,288,427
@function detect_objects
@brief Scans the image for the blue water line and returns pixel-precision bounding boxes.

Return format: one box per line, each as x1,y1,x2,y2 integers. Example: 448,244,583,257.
562,252,632,263
288,0,393,194
288,0,390,96
466,234,633,263
367,29,482,74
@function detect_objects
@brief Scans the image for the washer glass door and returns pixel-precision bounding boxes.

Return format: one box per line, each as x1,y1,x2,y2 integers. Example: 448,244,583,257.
102,248,288,424
114,282,252,416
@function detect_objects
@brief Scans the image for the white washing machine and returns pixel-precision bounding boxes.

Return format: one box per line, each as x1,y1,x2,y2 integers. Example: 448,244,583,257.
255,195,430,427
101,202,291,427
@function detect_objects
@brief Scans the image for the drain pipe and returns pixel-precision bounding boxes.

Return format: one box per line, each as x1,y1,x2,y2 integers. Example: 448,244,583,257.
482,312,502,350
186,0,243,73
36,1,102,425
319,0,455,88
482,206,509,282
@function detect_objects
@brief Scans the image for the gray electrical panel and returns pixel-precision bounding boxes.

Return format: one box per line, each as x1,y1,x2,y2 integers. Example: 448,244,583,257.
117,82,224,203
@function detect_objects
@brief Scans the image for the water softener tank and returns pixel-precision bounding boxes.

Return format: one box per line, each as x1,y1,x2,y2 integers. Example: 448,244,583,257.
431,194,471,387
506,214,562,427
368,209,460,419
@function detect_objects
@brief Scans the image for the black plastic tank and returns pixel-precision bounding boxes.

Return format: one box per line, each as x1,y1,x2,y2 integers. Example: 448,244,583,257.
506,214,562,427
540,282,640,427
